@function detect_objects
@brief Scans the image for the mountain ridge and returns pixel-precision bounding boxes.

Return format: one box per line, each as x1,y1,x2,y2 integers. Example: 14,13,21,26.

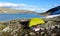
0,7,36,14
40,6,60,16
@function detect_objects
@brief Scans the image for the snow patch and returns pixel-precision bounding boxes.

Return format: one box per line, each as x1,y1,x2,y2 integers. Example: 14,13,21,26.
45,14,60,18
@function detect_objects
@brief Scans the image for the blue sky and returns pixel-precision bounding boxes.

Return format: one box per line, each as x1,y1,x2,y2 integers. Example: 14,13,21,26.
0,0,60,13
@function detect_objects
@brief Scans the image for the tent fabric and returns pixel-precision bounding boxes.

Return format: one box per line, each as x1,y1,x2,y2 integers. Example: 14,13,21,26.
29,18,45,27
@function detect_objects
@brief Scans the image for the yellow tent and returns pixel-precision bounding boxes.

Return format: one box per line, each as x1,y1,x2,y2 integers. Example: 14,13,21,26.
29,18,45,27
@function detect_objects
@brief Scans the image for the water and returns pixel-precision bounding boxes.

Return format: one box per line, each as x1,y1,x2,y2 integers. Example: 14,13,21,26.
0,13,43,21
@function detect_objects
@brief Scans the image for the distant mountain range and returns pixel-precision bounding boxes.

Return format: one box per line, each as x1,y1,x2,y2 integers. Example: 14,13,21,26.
0,7,36,14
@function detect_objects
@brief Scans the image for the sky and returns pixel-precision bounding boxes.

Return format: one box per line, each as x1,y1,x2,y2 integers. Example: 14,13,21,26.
0,0,60,13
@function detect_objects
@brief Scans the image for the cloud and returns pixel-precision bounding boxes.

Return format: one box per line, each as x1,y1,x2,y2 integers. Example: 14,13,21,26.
0,2,47,13
51,4,60,7
0,2,26,7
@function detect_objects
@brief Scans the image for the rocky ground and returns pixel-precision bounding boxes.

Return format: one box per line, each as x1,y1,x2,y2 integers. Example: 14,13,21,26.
0,16,60,36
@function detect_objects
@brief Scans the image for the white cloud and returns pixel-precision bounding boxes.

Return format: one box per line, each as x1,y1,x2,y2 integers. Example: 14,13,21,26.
0,2,47,13
53,4,60,6
0,2,26,7
51,4,60,7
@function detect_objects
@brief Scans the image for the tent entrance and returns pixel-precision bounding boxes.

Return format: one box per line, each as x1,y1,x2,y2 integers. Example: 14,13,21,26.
20,20,30,29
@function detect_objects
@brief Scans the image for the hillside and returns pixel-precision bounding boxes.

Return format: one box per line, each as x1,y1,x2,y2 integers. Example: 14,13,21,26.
0,15,60,36
0,7,36,14
40,6,60,16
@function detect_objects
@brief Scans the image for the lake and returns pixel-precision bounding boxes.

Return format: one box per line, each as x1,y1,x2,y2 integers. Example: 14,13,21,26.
0,13,43,21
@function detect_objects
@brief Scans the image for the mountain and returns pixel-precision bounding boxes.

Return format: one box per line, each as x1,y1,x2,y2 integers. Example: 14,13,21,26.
40,6,60,16
0,7,36,14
